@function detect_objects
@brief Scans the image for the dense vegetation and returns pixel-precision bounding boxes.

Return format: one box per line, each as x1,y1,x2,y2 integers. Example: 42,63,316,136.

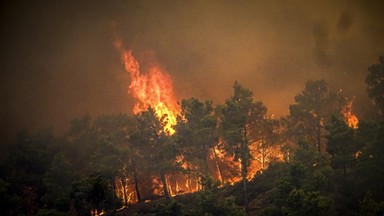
1,57,384,216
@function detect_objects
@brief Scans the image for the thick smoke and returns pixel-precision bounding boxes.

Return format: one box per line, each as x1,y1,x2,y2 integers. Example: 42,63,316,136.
337,11,354,35
1,0,384,149
313,20,331,66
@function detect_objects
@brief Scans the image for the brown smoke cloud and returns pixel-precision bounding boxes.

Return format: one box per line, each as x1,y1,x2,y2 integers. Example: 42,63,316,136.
1,0,384,148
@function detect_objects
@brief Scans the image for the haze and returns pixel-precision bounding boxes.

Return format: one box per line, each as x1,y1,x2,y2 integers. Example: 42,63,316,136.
1,0,384,147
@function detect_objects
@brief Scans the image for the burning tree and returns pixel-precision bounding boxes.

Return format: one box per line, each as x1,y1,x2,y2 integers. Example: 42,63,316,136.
249,117,282,173
131,108,180,202
289,80,348,154
175,98,218,179
220,81,268,214
114,37,180,135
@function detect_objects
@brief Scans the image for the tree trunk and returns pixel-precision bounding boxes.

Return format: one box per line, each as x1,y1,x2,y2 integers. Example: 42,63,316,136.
241,155,249,215
133,165,141,202
186,162,192,191
121,177,128,206
261,144,265,171
316,125,322,154
212,147,224,184
203,151,210,176
160,171,171,203
242,126,249,215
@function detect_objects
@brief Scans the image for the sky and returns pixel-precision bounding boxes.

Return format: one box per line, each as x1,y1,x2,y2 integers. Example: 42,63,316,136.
1,0,384,147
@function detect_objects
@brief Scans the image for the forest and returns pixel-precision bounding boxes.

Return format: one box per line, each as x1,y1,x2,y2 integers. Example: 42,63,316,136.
1,56,384,216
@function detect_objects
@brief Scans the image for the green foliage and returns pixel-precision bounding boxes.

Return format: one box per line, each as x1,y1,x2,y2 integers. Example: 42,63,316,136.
248,139,335,215
291,140,333,192
131,107,181,202
221,81,267,165
220,81,268,213
0,178,23,215
36,208,67,216
175,97,217,175
132,108,177,171
70,175,119,216
196,175,245,216
359,191,384,216
155,200,183,216
42,152,74,210
353,121,384,200
326,115,357,176
366,56,384,115
3,75,384,215
1,129,59,215
283,189,331,216
289,79,347,153
249,160,332,216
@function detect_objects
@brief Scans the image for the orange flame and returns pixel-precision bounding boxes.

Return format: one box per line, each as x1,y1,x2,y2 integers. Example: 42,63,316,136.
342,99,359,129
114,39,180,134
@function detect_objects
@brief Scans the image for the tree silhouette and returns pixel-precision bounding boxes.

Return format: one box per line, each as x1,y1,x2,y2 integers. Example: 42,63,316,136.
366,56,384,116
220,81,267,214
289,80,346,153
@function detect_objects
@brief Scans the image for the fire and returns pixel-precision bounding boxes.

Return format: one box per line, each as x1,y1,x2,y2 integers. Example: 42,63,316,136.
111,34,287,202
115,177,137,205
90,209,105,216
342,99,359,129
114,39,180,134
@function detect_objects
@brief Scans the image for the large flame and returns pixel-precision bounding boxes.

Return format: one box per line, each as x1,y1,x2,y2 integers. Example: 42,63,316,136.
342,99,359,129
112,36,285,201
114,39,180,134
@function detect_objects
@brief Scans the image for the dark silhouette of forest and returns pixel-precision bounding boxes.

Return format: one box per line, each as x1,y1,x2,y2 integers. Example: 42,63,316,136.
1,57,384,216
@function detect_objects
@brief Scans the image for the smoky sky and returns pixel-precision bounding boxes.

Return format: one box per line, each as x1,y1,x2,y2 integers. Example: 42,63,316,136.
1,0,384,146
